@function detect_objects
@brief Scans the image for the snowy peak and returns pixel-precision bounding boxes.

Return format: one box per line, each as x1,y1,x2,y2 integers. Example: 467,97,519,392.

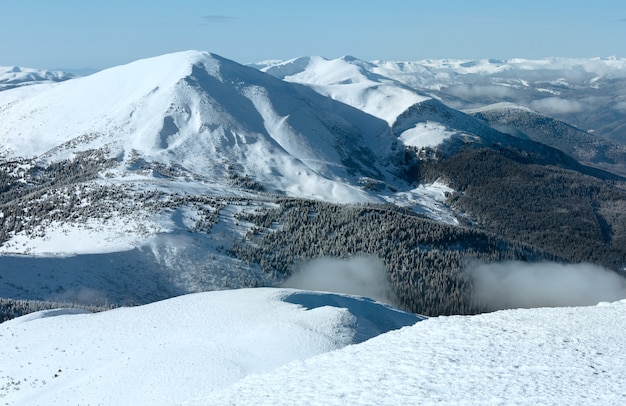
258,56,314,78
257,55,430,124
260,55,381,85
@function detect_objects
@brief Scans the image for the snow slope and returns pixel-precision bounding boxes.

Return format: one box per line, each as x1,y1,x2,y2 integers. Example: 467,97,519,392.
1,289,624,405
0,288,423,405
208,299,626,405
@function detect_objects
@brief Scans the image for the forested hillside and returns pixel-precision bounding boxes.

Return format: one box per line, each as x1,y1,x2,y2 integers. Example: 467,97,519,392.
230,199,554,315
418,147,626,271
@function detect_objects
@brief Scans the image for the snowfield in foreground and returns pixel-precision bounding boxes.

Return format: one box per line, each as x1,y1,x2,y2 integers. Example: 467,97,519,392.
0,288,421,405
1,288,625,405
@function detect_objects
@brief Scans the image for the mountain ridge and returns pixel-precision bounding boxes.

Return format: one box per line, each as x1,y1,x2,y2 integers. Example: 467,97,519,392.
468,102,626,176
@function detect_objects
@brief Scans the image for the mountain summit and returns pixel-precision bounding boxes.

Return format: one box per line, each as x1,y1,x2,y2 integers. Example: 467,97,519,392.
0,50,397,200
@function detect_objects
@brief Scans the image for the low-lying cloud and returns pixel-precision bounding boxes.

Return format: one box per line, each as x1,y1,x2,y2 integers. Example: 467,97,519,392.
52,287,110,306
447,84,516,99
530,97,586,114
470,261,626,311
280,255,396,305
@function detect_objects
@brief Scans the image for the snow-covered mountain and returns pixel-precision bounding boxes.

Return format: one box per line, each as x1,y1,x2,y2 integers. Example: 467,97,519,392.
0,51,458,310
1,288,624,405
371,57,626,143
258,55,430,125
256,55,620,173
258,55,626,143
0,66,74,91
0,51,398,200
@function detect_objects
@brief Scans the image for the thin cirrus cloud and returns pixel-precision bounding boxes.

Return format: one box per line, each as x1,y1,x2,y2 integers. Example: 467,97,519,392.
202,15,236,23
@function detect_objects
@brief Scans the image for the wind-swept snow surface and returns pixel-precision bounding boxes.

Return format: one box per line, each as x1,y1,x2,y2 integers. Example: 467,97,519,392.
2,290,624,405
0,288,422,405
207,300,626,406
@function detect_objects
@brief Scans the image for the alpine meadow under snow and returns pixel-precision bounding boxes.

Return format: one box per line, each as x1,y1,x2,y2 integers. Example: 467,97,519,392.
2,50,626,404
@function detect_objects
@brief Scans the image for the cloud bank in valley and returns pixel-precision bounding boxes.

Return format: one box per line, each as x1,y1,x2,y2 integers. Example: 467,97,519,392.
529,97,586,114
470,261,626,311
280,256,396,305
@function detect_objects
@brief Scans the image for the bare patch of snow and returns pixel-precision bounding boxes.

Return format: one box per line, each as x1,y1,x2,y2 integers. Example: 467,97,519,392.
397,121,455,149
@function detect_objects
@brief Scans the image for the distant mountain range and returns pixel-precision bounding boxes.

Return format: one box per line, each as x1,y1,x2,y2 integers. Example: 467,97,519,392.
370,56,626,143
0,66,75,91
1,51,625,316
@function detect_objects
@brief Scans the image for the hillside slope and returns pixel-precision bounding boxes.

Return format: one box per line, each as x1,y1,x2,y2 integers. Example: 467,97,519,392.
469,103,626,176
2,288,624,405
0,288,423,405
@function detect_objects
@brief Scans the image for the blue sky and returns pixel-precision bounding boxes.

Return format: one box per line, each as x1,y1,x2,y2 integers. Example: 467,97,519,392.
2,0,626,69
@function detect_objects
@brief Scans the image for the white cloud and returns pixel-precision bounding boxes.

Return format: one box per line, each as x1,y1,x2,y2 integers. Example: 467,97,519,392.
614,101,626,112
281,255,396,304
447,84,516,99
530,97,585,114
470,261,626,310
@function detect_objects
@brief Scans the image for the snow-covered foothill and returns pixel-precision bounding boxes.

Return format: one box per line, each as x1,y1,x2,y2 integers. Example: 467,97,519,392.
383,181,458,224
2,289,624,405
0,288,423,405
